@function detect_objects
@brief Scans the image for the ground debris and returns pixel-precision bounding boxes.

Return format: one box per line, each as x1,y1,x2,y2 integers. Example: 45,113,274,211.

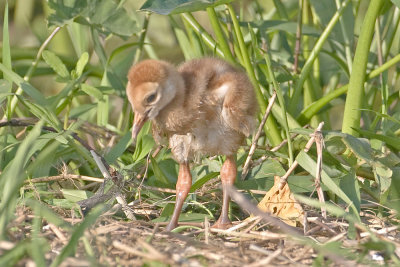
4,205,400,266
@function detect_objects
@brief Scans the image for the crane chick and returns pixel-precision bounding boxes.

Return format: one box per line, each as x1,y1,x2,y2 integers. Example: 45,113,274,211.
127,58,257,231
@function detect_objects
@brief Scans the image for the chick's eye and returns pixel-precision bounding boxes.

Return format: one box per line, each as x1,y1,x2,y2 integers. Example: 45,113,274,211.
146,93,157,104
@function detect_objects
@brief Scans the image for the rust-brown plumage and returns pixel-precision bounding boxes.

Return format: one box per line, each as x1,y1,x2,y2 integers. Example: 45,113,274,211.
127,58,258,231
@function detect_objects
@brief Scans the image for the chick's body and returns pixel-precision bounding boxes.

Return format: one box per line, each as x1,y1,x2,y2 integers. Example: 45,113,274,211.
127,58,258,231
127,58,257,163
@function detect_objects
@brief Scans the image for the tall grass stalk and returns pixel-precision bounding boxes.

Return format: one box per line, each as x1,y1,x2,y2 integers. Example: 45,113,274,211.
227,3,282,145
289,0,351,114
298,53,400,124
342,0,385,135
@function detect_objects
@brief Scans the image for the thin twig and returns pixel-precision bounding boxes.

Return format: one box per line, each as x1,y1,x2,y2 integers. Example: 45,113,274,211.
112,240,168,262
0,118,95,151
204,217,210,244
225,216,260,232
247,247,283,267
210,228,286,240
90,150,136,220
314,127,326,219
241,91,277,180
278,122,324,189
251,132,300,168
24,174,103,184
293,0,304,73
226,185,303,237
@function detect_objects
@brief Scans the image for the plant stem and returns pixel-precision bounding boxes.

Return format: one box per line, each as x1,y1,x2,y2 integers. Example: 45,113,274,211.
181,13,224,58
298,53,400,124
289,0,350,114
262,46,294,165
3,26,61,120
342,0,385,135
134,12,151,64
227,4,282,145
207,7,235,64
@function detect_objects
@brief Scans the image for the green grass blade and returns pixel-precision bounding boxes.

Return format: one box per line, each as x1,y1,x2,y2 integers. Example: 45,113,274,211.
227,3,282,146
296,150,360,221
2,1,12,121
31,209,47,267
299,53,400,124
0,121,43,238
261,42,294,165
289,0,351,114
50,205,108,267
180,13,224,58
190,172,219,193
42,50,70,78
25,199,72,230
207,7,235,64
0,240,30,266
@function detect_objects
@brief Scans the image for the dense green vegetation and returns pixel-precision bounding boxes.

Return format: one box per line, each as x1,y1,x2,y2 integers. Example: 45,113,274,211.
0,0,400,265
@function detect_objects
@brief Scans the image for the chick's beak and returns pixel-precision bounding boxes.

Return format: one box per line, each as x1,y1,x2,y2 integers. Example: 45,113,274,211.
132,113,147,140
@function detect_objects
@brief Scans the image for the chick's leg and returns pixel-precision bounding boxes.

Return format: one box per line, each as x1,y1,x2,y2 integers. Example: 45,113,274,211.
212,155,236,229
165,162,192,231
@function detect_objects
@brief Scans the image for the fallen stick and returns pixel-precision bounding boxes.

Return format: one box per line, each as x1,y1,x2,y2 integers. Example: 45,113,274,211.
278,122,324,190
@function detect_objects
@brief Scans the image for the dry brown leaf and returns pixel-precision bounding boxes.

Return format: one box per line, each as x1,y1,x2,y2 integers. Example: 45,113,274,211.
257,176,304,226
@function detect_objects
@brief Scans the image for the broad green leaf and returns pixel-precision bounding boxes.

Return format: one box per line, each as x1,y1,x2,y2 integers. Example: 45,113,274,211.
360,109,400,126
105,131,132,163
26,138,65,177
140,0,234,15
391,0,400,8
361,239,396,258
355,128,400,151
45,198,78,209
295,194,358,223
132,121,153,161
173,23,195,60
20,82,48,106
342,135,374,164
158,159,179,183
296,150,360,220
0,63,48,105
75,52,89,77
69,103,96,119
236,175,327,193
47,0,87,26
309,0,354,43
247,159,286,178
339,172,360,213
388,168,400,212
190,172,219,192
48,0,139,37
62,189,94,202
20,100,62,131
42,50,70,78
0,80,11,103
0,80,11,93
150,157,174,188
133,134,155,162
374,166,392,194
81,84,103,100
